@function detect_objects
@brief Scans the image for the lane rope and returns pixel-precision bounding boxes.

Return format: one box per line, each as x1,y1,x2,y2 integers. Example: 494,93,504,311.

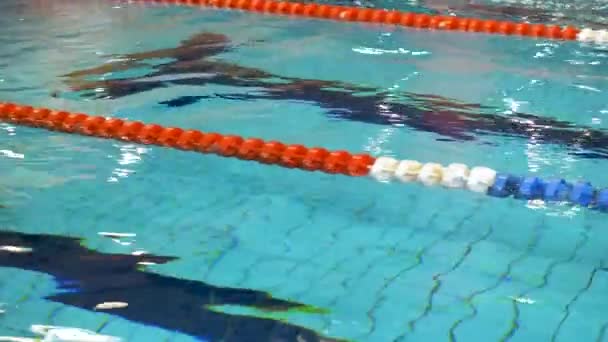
1,101,607,212
134,0,608,44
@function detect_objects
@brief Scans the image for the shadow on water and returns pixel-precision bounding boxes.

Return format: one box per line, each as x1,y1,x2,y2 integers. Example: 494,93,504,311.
0,230,345,342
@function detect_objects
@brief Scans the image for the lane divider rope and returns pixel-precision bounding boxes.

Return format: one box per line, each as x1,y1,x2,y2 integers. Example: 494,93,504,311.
136,0,608,44
1,101,607,212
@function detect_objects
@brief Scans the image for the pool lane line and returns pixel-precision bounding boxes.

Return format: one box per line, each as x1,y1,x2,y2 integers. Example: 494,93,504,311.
1,101,607,212
132,0,608,44
0,230,341,342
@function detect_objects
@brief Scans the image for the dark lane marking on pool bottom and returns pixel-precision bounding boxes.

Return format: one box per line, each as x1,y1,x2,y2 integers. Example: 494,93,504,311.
0,230,344,342
76,77,608,160
60,31,608,160
158,89,608,160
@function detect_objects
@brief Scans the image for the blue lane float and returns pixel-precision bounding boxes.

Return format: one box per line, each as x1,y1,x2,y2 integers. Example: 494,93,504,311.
597,189,608,211
369,157,607,213
488,174,605,211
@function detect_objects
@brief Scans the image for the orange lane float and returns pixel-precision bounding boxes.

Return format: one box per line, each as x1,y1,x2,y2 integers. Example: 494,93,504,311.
3,101,608,211
0,102,375,177
131,0,608,43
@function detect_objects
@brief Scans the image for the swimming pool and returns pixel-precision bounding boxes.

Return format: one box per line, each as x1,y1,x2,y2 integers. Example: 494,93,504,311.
1,0,608,341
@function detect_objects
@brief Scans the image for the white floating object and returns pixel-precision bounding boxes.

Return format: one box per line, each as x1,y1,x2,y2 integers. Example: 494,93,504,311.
0,336,36,341
111,239,132,246
131,250,147,256
467,166,497,193
94,302,128,310
44,329,121,342
30,325,121,342
98,232,136,239
369,157,400,182
577,28,595,42
577,28,608,44
527,199,546,209
31,325,54,336
394,160,422,182
0,246,32,253
137,261,156,266
597,30,608,44
509,296,536,304
441,163,470,189
418,163,444,186
0,150,25,159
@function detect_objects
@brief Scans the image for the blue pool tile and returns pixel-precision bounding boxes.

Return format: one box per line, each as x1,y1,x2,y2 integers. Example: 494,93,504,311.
556,268,608,342
388,229,448,256
574,227,608,266
404,294,471,342
488,224,539,256
0,269,46,302
510,299,566,342
244,257,298,289
432,237,522,300
0,299,65,336
362,287,431,341
384,262,445,294
554,310,602,342
575,268,608,315
315,249,389,286
542,261,596,296
423,238,476,266
532,228,585,261
46,306,111,333
508,254,554,288
270,261,320,299
303,271,348,308
454,281,527,342
333,261,408,316
168,332,203,342
432,266,498,299
400,196,457,232
373,225,420,251
97,316,141,341
457,240,523,276
286,222,347,260
332,225,386,250
511,262,602,341
324,315,371,342
283,230,335,262
204,248,264,287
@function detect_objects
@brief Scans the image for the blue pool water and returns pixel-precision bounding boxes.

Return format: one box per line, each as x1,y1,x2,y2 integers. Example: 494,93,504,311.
1,0,608,341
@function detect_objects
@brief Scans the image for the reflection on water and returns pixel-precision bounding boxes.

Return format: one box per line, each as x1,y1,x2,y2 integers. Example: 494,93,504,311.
0,230,344,342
